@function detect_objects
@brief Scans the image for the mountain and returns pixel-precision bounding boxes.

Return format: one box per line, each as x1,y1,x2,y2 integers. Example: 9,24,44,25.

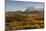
23,8,44,14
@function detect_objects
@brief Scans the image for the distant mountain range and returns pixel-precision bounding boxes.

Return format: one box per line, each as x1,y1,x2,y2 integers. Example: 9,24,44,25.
6,7,44,15
15,8,44,14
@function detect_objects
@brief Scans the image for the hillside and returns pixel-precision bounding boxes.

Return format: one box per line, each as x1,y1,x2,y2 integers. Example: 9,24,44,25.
5,12,44,31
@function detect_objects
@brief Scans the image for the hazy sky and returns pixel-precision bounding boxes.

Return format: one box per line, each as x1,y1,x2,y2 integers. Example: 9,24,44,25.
5,0,44,12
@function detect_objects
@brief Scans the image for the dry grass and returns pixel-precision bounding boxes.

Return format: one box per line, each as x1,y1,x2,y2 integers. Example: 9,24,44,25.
5,13,44,31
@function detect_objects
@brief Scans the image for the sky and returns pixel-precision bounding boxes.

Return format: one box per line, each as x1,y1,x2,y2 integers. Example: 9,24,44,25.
5,0,44,12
